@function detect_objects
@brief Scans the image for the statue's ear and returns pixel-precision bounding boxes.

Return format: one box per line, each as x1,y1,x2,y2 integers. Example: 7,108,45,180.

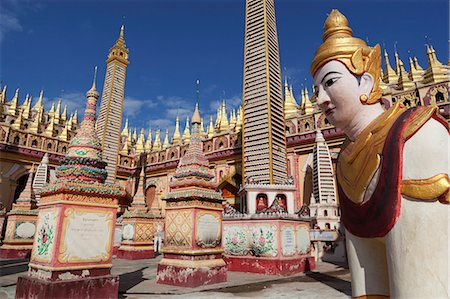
359,72,374,96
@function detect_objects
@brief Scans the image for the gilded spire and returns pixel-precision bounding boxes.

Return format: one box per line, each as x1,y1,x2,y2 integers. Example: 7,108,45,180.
172,116,181,144
11,109,23,130
43,115,55,137
163,128,170,149
208,115,215,139
54,99,61,123
145,128,152,151
22,94,31,119
284,79,298,118
29,107,43,134
48,102,55,119
303,88,314,114
414,57,424,72
200,117,205,136
408,57,422,82
182,117,191,143
192,102,201,124
59,120,70,141
235,106,243,132
135,128,146,154
229,109,237,131
32,90,44,112
132,128,137,141
61,105,67,122
121,118,129,136
0,85,6,104
397,59,414,90
382,49,399,84
153,128,162,151
107,24,129,65
120,137,129,154
218,100,229,133
423,45,448,84
7,88,19,115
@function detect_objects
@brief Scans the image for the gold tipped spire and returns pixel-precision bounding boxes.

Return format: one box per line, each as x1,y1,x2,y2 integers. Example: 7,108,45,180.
218,101,229,133
208,115,215,139
423,45,448,84
145,128,152,151
382,49,399,84
48,102,55,119
153,128,162,151
121,118,129,136
192,102,201,124
7,88,19,115
182,117,191,143
163,128,170,149
0,85,6,104
107,24,129,65
29,107,42,134
59,120,69,141
43,115,55,137
33,90,44,112
135,128,145,154
284,78,298,118
397,59,414,90
54,99,61,123
172,116,181,144
21,94,31,119
61,105,67,121
408,57,422,82
311,9,382,104
11,109,23,130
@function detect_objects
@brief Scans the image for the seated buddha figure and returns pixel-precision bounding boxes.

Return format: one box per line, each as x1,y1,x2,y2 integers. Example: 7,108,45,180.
310,9,449,298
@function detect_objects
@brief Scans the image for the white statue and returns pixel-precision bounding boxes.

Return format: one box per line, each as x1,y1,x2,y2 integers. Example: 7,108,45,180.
311,9,449,298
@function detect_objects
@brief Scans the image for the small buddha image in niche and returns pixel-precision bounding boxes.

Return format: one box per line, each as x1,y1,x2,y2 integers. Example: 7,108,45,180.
256,193,268,213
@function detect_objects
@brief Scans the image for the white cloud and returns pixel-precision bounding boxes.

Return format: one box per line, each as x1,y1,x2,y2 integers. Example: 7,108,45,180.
0,8,23,43
36,92,85,117
123,96,157,117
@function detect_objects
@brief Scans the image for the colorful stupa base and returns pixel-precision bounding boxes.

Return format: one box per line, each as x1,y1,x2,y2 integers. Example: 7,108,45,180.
16,273,118,299
116,210,161,260
0,210,38,259
156,253,227,287
222,218,315,276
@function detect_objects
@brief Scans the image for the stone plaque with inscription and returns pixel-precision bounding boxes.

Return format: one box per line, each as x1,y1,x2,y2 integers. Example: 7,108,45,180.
196,213,220,248
59,208,114,263
281,225,295,256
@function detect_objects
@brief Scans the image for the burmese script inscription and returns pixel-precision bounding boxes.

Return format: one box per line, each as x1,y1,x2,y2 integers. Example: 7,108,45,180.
59,208,114,263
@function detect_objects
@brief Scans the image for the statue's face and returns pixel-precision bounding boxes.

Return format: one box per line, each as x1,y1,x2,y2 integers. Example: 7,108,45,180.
313,60,365,130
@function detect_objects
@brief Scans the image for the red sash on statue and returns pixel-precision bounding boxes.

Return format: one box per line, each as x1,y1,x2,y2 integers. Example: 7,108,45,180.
338,108,417,238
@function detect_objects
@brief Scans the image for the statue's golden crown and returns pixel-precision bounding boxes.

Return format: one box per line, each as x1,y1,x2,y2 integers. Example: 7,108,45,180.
310,9,382,104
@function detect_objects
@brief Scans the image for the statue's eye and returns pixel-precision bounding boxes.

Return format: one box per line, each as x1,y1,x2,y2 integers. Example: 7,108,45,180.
325,77,339,87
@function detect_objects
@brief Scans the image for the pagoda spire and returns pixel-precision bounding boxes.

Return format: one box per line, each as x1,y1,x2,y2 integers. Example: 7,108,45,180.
172,116,181,144
54,99,61,123
11,109,23,130
423,45,448,84
135,128,146,154
106,24,129,65
397,59,414,90
7,88,19,115
32,90,44,112
382,49,399,84
29,107,43,134
182,117,191,143
284,79,298,118
61,105,68,122
208,115,215,139
145,128,152,151
163,128,170,149
408,57,422,82
153,128,162,151
0,85,6,104
130,168,147,210
15,165,36,208
121,118,129,137
43,115,55,137
20,94,31,119
72,109,78,127
218,101,229,133
235,107,243,132
59,120,70,141
303,88,314,114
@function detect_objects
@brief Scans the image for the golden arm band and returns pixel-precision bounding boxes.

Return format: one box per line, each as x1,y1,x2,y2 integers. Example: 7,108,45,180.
401,173,449,203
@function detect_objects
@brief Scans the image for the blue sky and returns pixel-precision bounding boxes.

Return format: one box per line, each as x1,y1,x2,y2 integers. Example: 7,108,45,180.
1,0,448,138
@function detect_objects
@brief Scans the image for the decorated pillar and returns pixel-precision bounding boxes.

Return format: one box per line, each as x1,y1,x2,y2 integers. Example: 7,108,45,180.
16,70,125,299
0,166,38,258
117,168,162,259
156,103,227,287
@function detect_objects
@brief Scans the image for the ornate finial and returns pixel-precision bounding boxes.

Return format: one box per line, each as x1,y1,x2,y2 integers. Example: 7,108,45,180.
192,102,201,124
196,79,200,104
87,66,99,98
311,9,382,105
